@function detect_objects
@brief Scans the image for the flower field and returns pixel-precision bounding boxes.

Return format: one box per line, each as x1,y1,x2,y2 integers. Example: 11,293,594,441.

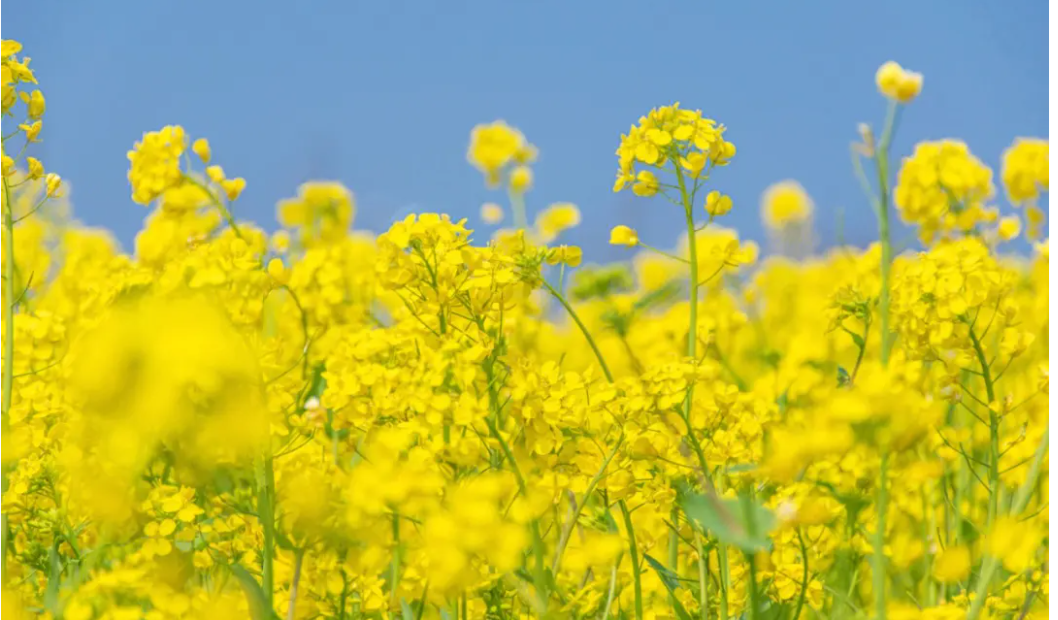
0,39,1050,619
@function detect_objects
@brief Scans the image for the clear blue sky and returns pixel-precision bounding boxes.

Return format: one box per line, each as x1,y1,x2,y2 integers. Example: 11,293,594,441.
4,1,1049,260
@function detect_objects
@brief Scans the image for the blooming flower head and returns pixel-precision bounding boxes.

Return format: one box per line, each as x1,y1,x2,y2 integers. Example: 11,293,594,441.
480,202,504,224
894,140,995,244
614,103,735,197
875,61,923,103
1001,137,1048,205
277,181,356,246
609,225,639,247
127,125,187,205
535,202,581,243
761,181,813,230
467,121,535,187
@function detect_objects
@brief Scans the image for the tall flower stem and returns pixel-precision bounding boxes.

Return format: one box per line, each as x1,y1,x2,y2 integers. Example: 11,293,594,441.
2,172,17,583
618,500,644,620
541,280,613,383
967,324,1000,529
874,101,899,365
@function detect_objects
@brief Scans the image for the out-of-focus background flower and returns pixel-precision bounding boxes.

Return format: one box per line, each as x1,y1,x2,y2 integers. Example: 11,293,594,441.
4,0,1047,258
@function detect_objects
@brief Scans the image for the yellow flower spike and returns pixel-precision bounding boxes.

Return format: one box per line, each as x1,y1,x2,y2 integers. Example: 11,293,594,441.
509,165,533,193
705,190,733,217
480,202,503,224
192,138,212,164
609,225,639,246
206,165,226,183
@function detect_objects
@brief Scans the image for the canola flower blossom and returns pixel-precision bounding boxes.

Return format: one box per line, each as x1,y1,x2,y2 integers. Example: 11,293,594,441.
0,41,1050,620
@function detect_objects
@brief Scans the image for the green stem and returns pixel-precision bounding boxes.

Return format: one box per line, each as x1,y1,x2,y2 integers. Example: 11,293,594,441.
872,451,889,620
966,429,1048,620
601,554,622,620
793,529,809,620
741,494,760,620
509,190,528,231
2,173,15,583
541,280,614,383
552,435,624,574
256,454,276,612
391,511,401,604
875,101,898,366
618,500,644,620
967,325,999,529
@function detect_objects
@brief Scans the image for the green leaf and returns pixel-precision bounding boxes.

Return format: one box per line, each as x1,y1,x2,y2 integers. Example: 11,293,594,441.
401,599,416,620
681,492,775,553
230,565,276,620
644,554,692,620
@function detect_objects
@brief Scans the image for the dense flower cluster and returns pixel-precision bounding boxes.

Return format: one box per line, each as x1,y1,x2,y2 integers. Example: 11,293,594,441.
0,43,1049,620
893,140,997,244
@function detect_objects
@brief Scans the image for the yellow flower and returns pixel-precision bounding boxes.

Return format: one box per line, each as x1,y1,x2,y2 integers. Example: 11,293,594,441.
19,120,41,142
876,61,923,103
127,125,187,204
535,202,581,243
267,258,289,284
44,172,61,197
509,165,533,193
467,121,532,187
632,170,659,197
1002,138,1048,205
26,156,43,180
546,245,582,267
192,138,212,163
987,516,1042,573
221,177,246,201
761,180,813,230
705,190,733,217
206,165,226,183
997,215,1022,242
480,202,503,224
24,89,44,119
609,225,639,246
932,545,970,583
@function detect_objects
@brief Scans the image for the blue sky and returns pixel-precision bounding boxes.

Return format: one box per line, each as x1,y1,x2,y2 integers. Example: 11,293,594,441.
4,1,1048,260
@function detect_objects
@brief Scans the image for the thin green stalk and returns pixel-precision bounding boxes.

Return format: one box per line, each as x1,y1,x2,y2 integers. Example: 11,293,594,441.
694,530,709,620
872,451,889,620
509,190,528,230
967,429,1048,620
552,435,624,574
967,324,1000,528
255,454,276,612
1,173,13,583
874,101,898,365
600,554,622,620
541,280,613,383
792,529,809,620
618,500,644,620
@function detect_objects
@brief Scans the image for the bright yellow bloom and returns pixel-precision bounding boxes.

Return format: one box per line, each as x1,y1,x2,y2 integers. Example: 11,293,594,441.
546,245,582,267
997,215,1021,242
535,202,581,242
192,138,211,163
1001,138,1048,205
609,224,639,246
761,180,813,230
876,61,923,103
509,164,533,193
705,190,733,217
127,125,187,204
